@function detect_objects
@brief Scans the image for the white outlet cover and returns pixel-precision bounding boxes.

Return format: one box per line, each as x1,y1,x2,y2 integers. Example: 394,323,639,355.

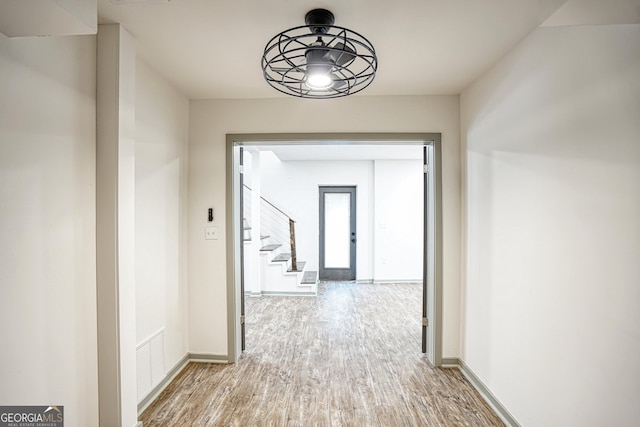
205,227,218,240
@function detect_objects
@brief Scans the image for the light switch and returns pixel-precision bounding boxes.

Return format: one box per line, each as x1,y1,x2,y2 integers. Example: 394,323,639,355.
205,227,218,240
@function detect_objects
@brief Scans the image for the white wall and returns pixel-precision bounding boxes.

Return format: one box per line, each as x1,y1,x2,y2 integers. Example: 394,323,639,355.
188,95,461,357
96,24,138,427
256,154,423,282
135,59,190,396
373,159,424,281
260,155,374,280
461,24,640,426
0,34,98,426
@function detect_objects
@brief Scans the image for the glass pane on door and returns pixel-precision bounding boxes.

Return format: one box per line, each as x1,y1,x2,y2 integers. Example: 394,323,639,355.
323,192,351,268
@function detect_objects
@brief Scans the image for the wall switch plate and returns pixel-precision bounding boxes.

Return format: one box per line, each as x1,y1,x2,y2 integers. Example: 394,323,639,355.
205,226,218,240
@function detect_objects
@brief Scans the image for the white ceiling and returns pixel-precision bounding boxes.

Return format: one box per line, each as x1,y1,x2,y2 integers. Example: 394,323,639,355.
256,144,424,161
96,0,640,100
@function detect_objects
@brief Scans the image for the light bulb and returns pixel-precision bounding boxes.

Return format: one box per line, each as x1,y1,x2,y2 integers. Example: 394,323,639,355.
306,72,333,89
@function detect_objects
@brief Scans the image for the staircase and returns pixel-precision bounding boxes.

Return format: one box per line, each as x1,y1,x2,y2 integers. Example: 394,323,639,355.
257,236,318,296
243,186,317,296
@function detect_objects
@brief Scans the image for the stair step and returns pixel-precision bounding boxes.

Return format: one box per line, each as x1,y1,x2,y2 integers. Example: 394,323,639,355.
301,271,318,284
287,261,306,273
271,252,291,263
260,244,281,252
260,235,270,240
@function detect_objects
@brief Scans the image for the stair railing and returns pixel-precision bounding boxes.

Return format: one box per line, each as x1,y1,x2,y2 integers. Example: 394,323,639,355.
244,185,297,270
289,218,297,271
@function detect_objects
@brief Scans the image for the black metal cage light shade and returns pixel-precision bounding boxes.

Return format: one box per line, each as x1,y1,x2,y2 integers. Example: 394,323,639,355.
261,9,377,99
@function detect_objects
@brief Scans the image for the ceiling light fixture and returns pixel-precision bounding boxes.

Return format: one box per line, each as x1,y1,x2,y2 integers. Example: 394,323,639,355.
261,8,377,99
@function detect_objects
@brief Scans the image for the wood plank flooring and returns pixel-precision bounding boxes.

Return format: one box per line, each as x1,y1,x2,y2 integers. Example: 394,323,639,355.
140,282,504,426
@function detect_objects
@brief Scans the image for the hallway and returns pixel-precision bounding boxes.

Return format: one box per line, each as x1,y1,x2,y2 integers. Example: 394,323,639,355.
141,282,504,426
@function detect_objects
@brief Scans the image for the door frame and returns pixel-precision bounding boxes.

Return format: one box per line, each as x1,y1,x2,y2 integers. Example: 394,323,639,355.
225,133,443,365
319,185,357,281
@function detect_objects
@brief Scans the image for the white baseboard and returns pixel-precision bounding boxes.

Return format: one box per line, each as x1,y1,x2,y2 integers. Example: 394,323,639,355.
372,279,422,284
138,353,519,427
443,358,521,427
137,352,229,415
259,290,316,297
355,279,423,284
245,291,317,297
137,353,190,415
440,357,460,367
188,353,228,363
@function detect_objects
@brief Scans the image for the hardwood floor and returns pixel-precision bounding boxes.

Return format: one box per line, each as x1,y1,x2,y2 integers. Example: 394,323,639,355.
140,282,505,426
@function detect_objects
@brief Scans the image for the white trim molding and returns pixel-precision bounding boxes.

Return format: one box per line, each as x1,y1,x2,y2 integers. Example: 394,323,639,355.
137,352,520,427
245,291,317,297
137,353,229,415
137,354,189,414
189,353,229,363
442,358,521,427
440,357,460,367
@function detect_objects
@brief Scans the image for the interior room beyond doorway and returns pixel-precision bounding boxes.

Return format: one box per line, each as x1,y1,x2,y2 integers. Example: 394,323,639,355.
226,133,443,367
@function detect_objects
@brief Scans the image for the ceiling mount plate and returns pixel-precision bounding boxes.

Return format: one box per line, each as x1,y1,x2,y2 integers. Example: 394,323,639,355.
305,9,335,33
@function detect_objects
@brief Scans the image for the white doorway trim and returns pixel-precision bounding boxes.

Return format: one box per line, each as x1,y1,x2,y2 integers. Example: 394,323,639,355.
225,133,443,366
